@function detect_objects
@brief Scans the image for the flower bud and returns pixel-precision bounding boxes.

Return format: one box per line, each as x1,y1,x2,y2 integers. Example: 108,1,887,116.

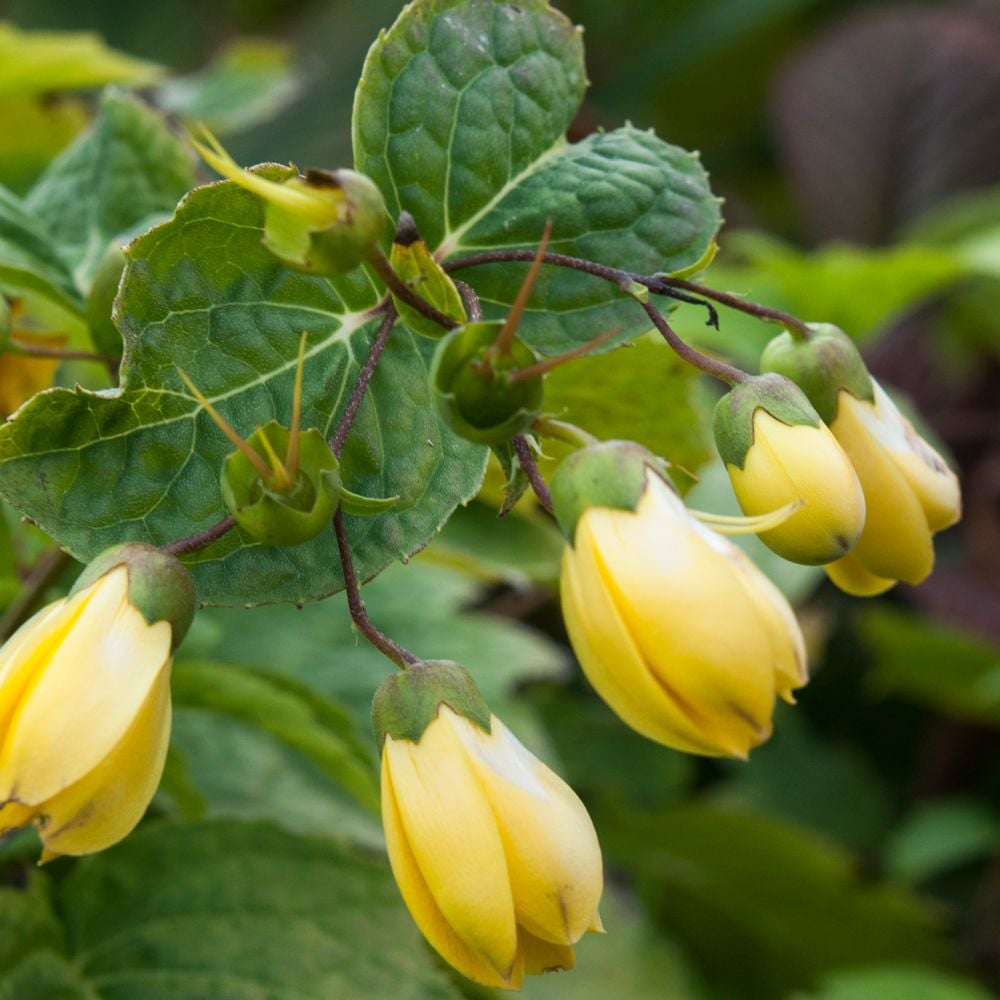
0,543,195,860
714,373,865,565
430,322,543,445
193,129,386,276
374,660,603,990
220,421,343,546
761,325,961,592
390,213,467,339
552,442,807,758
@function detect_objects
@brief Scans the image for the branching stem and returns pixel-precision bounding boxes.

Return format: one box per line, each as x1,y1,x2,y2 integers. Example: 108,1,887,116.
163,516,237,557
640,299,747,385
367,247,458,332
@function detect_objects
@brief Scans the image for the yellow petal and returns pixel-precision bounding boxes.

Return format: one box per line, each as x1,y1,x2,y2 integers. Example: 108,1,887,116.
36,663,171,859
445,710,603,946
384,715,518,980
832,392,935,584
0,567,171,804
866,382,961,532
520,928,576,976
381,755,510,989
561,538,734,756
0,800,37,835
582,477,777,755
0,599,73,736
728,412,866,565
825,552,896,597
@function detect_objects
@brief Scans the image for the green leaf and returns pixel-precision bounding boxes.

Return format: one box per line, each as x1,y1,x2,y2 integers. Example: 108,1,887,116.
0,173,487,607
0,24,161,101
171,659,379,813
796,964,997,1000
25,89,196,291
541,334,713,475
714,707,892,851
354,0,720,352
885,800,1000,886
861,608,1000,725
1,821,465,1000
0,876,64,977
0,185,82,319
156,39,303,135
603,805,949,1000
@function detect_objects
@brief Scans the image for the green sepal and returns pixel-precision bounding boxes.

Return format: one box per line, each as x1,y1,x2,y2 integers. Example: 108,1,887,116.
262,166,387,276
390,212,467,339
760,323,874,425
430,321,544,446
71,542,196,650
549,439,669,544
371,659,492,749
220,422,342,546
713,373,821,470
338,487,399,516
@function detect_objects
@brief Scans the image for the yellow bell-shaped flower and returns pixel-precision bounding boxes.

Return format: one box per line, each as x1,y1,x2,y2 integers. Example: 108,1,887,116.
824,380,961,594
760,324,962,594
552,443,807,758
716,374,866,565
374,661,603,991
0,544,194,861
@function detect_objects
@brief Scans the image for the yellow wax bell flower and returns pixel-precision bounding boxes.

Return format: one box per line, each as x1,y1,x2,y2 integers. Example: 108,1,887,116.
716,375,866,565
373,661,603,990
552,442,807,758
824,380,961,594
0,544,194,861
760,324,961,594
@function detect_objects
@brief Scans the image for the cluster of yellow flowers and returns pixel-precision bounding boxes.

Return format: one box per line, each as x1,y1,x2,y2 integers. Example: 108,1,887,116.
0,315,961,991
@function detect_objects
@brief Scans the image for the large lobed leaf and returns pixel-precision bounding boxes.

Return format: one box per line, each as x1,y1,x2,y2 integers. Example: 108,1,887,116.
354,0,722,353
0,174,487,606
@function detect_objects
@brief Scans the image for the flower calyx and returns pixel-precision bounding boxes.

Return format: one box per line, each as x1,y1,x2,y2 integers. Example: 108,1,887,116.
192,126,387,276
549,440,670,544
372,659,492,749
760,323,873,424
71,542,196,650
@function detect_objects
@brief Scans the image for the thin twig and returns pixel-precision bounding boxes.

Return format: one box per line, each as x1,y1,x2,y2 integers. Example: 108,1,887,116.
163,516,237,558
0,547,73,641
651,275,812,337
512,434,553,514
334,509,418,668
533,416,599,449
444,249,719,326
453,279,484,321
367,247,458,332
330,308,397,457
641,299,747,385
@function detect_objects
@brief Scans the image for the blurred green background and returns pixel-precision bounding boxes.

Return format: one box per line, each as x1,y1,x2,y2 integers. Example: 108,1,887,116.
0,1,998,998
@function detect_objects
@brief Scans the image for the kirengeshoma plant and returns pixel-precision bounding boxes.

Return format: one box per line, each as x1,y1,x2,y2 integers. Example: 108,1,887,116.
0,0,962,991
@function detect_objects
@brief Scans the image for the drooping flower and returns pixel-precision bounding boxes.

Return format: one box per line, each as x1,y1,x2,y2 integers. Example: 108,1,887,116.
0,543,194,860
373,660,603,990
553,441,807,758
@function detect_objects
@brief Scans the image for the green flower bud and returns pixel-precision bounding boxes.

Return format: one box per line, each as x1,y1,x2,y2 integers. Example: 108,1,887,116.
71,542,196,650
220,421,342,546
85,243,126,360
430,322,543,446
390,213,467,339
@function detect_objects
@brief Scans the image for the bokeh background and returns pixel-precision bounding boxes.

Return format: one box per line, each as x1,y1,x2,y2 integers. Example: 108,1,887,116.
0,1,998,998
